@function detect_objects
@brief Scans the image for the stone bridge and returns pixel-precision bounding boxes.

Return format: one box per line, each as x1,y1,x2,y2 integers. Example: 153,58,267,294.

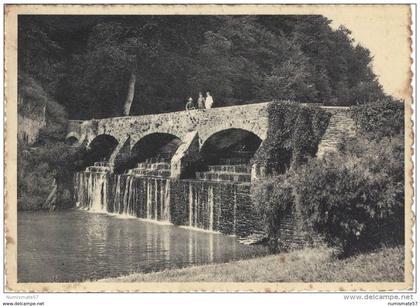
66,102,355,178
66,102,269,149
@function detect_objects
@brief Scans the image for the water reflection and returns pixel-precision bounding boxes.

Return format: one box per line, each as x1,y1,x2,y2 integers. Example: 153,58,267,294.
18,210,268,282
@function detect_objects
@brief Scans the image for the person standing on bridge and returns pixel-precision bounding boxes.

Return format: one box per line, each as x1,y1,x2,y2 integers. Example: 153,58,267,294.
185,97,199,124
197,92,205,109
185,97,195,111
205,91,214,109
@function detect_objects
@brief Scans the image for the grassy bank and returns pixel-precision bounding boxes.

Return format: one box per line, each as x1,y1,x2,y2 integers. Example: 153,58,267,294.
100,246,404,283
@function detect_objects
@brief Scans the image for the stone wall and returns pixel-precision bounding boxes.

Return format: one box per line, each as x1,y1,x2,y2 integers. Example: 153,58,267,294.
316,107,356,158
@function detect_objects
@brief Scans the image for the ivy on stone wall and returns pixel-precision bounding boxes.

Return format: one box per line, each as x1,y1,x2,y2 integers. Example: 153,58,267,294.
252,101,331,174
350,98,404,140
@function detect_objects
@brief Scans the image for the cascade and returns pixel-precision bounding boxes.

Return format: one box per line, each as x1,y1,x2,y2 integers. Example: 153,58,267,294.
146,179,152,219
188,183,193,227
208,185,214,232
163,179,171,221
121,175,135,217
77,171,109,213
74,161,261,237
112,175,121,214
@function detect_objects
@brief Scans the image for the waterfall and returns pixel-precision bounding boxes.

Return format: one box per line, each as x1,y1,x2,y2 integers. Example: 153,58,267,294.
87,172,92,209
128,176,134,215
76,168,176,224
74,160,258,237
163,179,171,222
183,182,218,232
194,185,198,228
154,179,158,220
74,172,82,207
232,186,237,236
208,185,214,231
112,175,121,214
146,180,152,219
188,183,193,227
79,172,108,213
122,175,129,215
160,180,164,219
121,175,135,217
74,173,79,207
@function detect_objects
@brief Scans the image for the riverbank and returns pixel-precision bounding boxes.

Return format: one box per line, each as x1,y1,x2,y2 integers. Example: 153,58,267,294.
100,245,404,282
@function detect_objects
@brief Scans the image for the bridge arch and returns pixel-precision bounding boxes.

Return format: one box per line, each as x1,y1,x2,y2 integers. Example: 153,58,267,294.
65,132,80,146
200,128,263,165
131,132,182,163
87,134,119,163
199,122,266,147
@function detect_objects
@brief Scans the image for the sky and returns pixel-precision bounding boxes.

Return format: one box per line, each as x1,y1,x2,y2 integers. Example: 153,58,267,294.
323,5,412,102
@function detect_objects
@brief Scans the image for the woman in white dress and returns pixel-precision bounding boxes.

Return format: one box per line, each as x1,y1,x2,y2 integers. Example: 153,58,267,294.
205,91,214,109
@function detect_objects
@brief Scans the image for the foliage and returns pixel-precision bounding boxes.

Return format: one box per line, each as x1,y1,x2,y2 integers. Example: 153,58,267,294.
295,135,404,256
251,97,404,256
18,141,87,210
17,75,87,210
252,133,404,256
251,173,312,252
259,50,318,102
19,15,386,119
253,101,330,174
18,74,48,119
351,98,405,140
257,17,386,106
18,16,64,96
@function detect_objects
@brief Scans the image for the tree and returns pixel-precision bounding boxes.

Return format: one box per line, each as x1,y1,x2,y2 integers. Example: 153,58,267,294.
123,66,136,116
18,16,64,97
19,15,388,119
260,49,317,101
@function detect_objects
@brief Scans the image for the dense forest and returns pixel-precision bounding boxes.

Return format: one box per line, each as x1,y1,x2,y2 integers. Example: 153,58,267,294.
19,15,386,120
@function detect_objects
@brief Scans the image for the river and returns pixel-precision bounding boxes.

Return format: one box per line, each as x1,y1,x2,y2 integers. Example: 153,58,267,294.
18,210,268,282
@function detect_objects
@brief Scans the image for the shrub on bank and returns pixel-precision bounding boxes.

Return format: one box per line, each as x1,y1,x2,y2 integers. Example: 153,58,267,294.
251,173,317,252
18,140,87,210
252,133,404,257
296,135,404,256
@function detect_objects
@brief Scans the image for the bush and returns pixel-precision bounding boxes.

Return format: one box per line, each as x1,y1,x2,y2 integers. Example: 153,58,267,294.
294,135,404,256
351,98,404,140
251,171,326,252
252,101,330,174
18,140,87,210
251,175,295,251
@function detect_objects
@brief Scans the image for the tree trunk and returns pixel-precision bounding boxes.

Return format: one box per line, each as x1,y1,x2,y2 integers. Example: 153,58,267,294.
123,70,136,116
